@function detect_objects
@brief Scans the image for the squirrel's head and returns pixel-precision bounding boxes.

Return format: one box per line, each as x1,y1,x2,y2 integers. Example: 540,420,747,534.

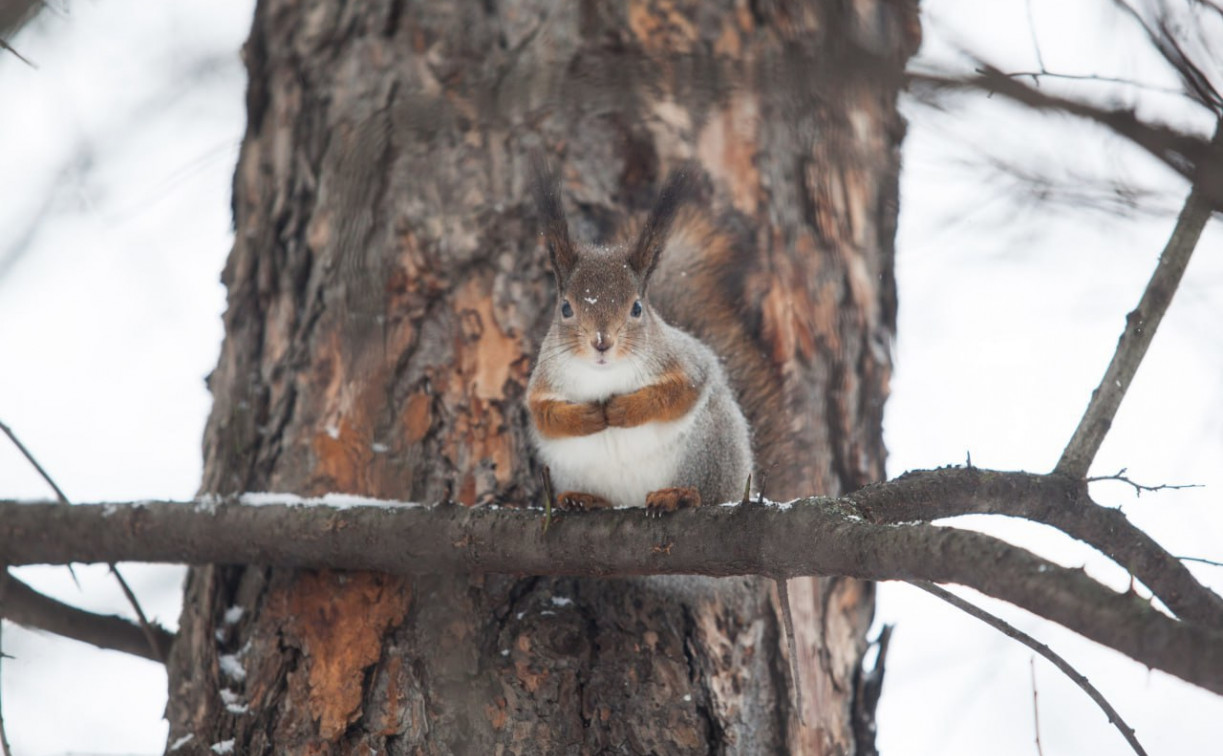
531,158,692,368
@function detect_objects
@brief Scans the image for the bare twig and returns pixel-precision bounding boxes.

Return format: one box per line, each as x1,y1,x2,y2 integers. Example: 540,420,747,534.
908,70,1223,208
1030,657,1045,756
969,152,1174,219
2,490,1223,695
0,574,172,662
1000,70,1191,98
1180,556,1223,569
0,420,163,662
1110,0,1223,114
0,569,13,756
1056,139,1218,478
913,581,1147,756
0,36,32,67
0,421,69,504
106,567,164,663
1023,0,1046,72
1087,467,1203,496
2,421,77,590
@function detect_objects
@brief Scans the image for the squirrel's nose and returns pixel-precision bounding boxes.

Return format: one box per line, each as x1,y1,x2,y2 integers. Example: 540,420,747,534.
592,332,613,353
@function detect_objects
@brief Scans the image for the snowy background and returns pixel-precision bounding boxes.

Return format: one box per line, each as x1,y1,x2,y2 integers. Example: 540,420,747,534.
1,1,1220,754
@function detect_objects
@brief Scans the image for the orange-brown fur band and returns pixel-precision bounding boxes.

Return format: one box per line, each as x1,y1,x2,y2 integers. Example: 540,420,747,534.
605,368,700,429
528,396,608,439
529,368,700,439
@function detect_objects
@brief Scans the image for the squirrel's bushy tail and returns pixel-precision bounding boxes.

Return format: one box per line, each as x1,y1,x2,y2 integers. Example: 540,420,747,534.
651,207,786,485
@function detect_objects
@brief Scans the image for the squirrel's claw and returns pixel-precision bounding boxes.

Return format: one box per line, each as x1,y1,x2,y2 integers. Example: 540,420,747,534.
556,491,611,512
645,486,701,517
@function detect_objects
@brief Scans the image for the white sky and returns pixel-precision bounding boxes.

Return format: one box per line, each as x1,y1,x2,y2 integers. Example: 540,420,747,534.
1,1,1220,754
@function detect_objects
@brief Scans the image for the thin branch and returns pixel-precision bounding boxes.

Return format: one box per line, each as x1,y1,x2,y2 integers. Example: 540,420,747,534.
1191,0,1223,23
1024,0,1047,73
0,574,172,662
2,484,1223,695
1180,556,1223,568
1087,467,1203,495
913,581,1147,756
0,420,163,662
908,69,1223,209
1110,0,1223,114
106,566,164,663
970,152,1176,218
0,37,32,67
0,570,13,756
1000,70,1190,98
1056,137,1219,478
0,421,69,504
1030,657,1045,756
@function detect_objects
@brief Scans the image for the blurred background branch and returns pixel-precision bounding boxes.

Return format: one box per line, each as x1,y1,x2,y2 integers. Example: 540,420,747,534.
0,0,45,64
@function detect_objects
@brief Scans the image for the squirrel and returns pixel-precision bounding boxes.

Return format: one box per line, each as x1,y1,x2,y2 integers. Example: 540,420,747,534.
526,160,754,514
525,158,808,723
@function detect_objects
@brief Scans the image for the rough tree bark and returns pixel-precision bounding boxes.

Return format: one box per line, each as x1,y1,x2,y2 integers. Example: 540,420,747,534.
165,1,919,753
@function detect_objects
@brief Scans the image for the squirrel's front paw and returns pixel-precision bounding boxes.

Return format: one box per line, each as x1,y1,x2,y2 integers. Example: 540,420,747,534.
645,487,701,518
574,401,609,434
556,491,613,511
604,394,630,427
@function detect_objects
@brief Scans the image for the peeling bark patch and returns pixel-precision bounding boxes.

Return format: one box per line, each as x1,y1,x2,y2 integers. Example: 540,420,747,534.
454,278,520,401
486,696,509,731
440,278,524,503
402,392,432,444
628,0,700,54
311,419,374,494
278,571,411,740
697,93,761,214
513,632,550,693
760,269,817,364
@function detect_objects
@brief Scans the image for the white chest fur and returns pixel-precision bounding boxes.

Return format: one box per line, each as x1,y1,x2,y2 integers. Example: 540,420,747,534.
532,351,705,507
534,411,699,508
551,355,644,402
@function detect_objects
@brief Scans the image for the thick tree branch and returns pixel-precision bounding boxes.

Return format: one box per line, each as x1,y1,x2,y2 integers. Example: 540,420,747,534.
855,468,1223,628
0,573,173,662
1057,171,1216,477
829,125,1222,629
2,469,1222,695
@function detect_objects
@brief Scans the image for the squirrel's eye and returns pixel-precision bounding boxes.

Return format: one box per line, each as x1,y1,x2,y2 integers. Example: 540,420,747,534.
561,300,574,319
631,300,643,318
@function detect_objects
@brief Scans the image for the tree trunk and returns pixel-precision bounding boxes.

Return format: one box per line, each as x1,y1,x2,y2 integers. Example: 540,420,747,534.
165,1,918,753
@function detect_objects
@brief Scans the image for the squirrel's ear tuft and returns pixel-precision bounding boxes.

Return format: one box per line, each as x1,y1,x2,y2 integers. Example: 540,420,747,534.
629,166,694,283
529,152,577,283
